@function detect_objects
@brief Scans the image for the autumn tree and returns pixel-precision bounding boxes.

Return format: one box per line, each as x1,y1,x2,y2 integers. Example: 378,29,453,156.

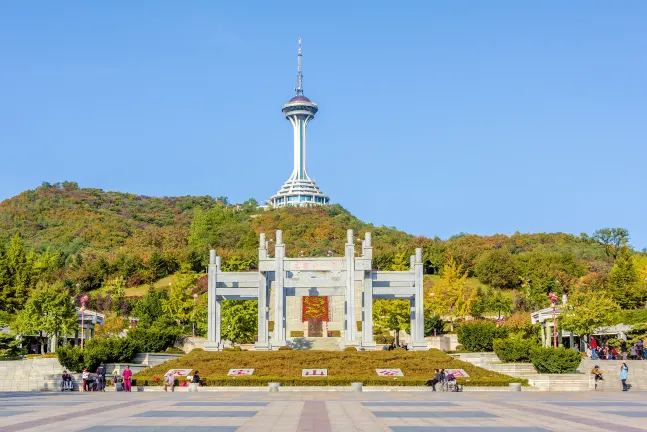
162,266,198,324
429,258,475,326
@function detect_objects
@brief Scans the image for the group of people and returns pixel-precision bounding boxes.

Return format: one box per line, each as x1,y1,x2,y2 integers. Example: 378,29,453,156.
586,338,645,361
591,362,631,391
425,369,461,392
162,370,202,392
62,363,133,392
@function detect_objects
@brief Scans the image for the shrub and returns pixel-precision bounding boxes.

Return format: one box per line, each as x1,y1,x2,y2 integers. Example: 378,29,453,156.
343,347,357,351
56,345,85,372
0,333,26,358
530,347,582,373
493,338,537,363
290,331,304,337
457,321,507,352
233,346,242,352
424,315,445,337
165,347,186,354
278,346,293,350
375,334,395,345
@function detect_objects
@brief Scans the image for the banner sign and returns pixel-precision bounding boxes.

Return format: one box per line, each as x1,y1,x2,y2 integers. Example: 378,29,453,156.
445,369,469,378
228,369,254,376
165,369,193,377
376,368,404,377
302,369,328,377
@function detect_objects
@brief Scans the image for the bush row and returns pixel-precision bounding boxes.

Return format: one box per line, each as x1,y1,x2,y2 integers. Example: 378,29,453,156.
58,318,184,372
132,376,527,387
493,338,582,373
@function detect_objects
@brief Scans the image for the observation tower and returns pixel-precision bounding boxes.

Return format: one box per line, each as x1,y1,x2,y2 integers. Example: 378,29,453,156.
269,39,330,207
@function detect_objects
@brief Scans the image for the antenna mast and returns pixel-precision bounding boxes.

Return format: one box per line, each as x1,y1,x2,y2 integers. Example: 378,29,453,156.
295,38,303,95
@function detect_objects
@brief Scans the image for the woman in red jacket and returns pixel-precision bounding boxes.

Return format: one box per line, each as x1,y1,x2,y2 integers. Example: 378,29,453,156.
122,365,133,392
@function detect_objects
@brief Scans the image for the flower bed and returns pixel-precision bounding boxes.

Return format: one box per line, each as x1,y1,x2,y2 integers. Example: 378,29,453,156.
133,349,526,387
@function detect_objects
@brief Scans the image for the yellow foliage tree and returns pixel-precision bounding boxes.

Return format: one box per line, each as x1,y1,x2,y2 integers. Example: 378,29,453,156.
427,258,476,324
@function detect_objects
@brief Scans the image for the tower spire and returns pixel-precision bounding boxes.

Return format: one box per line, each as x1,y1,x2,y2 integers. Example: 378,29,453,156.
295,38,303,95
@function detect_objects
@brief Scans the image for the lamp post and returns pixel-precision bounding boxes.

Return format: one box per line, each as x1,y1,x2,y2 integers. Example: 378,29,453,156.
429,292,436,336
192,293,198,338
80,292,88,349
548,292,558,348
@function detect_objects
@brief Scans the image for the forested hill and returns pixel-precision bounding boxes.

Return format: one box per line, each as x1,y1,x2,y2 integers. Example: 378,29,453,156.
1,182,645,314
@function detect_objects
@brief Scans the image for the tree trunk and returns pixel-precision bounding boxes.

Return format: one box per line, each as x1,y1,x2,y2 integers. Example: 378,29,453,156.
40,337,46,354
395,330,400,346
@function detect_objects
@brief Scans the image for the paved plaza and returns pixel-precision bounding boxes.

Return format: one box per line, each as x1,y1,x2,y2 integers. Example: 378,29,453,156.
1,391,646,432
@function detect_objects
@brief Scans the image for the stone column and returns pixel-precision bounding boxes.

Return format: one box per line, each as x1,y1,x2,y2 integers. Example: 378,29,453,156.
273,230,287,349
256,234,270,350
344,229,359,347
205,251,221,351
362,232,376,350
411,248,427,350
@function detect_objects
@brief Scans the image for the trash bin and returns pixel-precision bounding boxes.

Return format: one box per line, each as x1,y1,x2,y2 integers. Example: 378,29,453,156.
269,382,281,393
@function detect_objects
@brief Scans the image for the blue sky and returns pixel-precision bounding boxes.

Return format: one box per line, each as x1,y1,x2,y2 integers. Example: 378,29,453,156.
1,1,646,249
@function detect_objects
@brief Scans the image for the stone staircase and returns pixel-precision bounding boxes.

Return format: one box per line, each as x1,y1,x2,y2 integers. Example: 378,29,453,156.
289,337,343,350
578,359,647,391
0,353,183,392
0,358,66,392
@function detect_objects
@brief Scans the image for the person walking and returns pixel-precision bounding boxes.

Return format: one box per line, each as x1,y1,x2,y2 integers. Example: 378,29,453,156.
82,368,89,392
96,362,106,392
620,363,629,391
163,373,175,392
591,365,603,390
122,365,133,392
630,344,638,360
636,339,644,360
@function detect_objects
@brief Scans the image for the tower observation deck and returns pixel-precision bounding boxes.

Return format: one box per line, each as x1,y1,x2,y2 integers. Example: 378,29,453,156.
270,39,330,208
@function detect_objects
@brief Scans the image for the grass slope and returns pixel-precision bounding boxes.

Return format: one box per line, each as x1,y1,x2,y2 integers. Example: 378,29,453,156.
133,349,525,387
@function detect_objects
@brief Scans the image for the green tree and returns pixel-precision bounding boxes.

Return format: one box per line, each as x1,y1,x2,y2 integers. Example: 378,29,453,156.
0,333,24,358
592,228,629,258
104,277,126,315
162,267,198,323
390,252,410,271
475,249,519,289
221,300,258,344
12,282,78,353
0,235,36,313
607,247,645,309
131,288,167,327
372,299,410,346
560,291,620,338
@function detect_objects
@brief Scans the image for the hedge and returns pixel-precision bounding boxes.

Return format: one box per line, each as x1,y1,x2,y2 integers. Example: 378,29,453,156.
133,349,524,387
457,321,508,352
133,376,526,387
530,347,581,374
493,338,537,363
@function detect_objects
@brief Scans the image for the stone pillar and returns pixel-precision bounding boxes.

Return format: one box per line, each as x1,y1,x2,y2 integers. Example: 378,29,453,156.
411,248,427,350
344,229,359,347
362,232,376,350
256,234,270,351
205,252,221,351
273,230,287,349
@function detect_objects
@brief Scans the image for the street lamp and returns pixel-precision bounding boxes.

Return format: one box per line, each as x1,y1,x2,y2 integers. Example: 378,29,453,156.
192,293,198,338
429,292,436,336
548,292,559,348
79,290,88,350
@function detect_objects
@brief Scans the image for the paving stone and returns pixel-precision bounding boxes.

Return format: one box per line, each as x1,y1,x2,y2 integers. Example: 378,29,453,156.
372,411,498,418
134,410,257,417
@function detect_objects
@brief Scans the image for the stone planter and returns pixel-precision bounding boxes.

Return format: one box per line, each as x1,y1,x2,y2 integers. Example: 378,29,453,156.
188,383,200,392
351,382,363,392
509,383,522,392
268,382,281,393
